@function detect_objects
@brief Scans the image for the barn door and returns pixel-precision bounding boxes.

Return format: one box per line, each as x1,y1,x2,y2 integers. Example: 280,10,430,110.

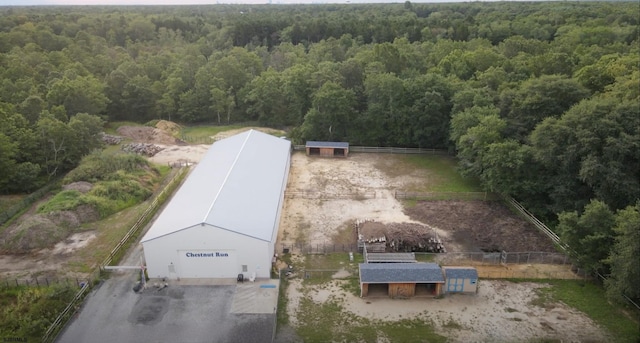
448,278,464,292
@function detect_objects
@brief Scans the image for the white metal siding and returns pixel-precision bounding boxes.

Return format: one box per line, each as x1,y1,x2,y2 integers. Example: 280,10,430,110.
143,224,272,279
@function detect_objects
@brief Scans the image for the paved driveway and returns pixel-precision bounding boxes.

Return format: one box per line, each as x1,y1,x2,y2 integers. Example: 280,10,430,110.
56,272,277,343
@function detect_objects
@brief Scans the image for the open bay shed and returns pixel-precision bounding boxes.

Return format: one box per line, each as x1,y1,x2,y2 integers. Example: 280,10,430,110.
305,141,349,157
359,263,445,298
141,130,291,280
443,267,478,294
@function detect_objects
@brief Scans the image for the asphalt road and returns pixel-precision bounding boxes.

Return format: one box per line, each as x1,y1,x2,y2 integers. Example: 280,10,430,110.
55,272,275,343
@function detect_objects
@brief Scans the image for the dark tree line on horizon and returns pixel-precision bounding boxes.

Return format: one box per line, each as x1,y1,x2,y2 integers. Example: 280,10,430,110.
0,2,638,304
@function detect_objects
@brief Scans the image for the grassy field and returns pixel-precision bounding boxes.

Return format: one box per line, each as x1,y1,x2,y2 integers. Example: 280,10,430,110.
180,124,286,143
180,124,245,138
532,279,640,343
404,155,483,192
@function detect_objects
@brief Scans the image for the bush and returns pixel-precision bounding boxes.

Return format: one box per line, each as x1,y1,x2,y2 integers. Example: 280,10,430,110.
37,190,82,214
0,284,77,341
64,151,152,183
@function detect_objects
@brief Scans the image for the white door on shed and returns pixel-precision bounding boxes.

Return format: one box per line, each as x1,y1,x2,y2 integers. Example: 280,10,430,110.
177,250,237,278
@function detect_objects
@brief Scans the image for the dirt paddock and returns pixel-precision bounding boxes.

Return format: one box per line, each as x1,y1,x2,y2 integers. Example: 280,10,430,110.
278,151,605,342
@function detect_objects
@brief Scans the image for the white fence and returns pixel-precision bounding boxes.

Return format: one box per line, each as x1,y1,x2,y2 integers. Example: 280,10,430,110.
501,195,569,251
292,145,448,155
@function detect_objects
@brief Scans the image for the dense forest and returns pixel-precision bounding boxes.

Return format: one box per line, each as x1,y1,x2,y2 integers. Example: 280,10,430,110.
0,2,638,303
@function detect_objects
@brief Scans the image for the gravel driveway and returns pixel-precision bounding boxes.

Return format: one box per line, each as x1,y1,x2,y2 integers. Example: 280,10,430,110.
56,272,275,343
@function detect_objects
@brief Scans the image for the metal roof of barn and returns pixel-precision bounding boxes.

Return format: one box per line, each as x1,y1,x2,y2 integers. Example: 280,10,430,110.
305,141,349,148
365,253,417,263
359,262,445,283
443,267,478,280
141,129,291,243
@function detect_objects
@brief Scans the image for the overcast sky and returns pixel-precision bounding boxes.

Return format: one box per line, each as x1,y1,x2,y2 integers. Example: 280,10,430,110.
2,0,373,5
1,0,220,5
0,0,451,5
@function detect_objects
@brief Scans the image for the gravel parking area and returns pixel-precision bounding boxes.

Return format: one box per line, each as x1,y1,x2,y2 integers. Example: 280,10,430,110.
57,272,275,343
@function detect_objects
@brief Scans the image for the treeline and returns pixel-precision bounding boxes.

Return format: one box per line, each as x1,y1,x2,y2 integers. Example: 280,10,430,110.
0,3,638,301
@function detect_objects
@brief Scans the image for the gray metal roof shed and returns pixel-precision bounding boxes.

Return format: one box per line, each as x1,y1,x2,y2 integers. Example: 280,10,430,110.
365,252,417,263
305,141,349,157
305,141,349,149
443,267,478,280
359,262,445,283
141,129,291,243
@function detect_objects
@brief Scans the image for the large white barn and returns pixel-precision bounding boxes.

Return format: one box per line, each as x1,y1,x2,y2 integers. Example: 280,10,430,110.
141,129,291,280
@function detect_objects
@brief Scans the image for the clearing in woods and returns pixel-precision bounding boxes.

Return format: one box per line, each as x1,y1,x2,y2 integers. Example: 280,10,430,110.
276,151,610,343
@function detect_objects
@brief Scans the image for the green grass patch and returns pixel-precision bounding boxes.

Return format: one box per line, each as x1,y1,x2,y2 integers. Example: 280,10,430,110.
414,253,437,262
103,121,144,134
375,154,482,193
404,155,482,192
532,279,639,342
302,253,362,270
294,295,446,343
0,195,26,213
181,124,245,139
340,277,362,297
180,124,286,144
0,284,77,342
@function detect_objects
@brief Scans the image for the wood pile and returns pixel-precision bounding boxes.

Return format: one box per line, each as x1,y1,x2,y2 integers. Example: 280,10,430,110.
121,143,165,157
356,219,386,253
101,133,123,145
356,219,446,253
386,223,446,253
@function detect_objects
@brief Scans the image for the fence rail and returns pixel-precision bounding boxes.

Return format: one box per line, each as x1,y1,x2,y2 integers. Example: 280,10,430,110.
41,281,91,342
279,243,571,265
100,167,188,268
285,190,376,200
501,195,568,251
430,251,570,265
0,182,58,226
395,191,497,201
280,243,359,254
39,167,189,343
0,277,88,289
292,145,448,155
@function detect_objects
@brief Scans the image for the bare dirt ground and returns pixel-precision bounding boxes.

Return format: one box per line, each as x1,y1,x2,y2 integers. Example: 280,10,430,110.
277,152,555,254
286,277,610,343
278,152,608,342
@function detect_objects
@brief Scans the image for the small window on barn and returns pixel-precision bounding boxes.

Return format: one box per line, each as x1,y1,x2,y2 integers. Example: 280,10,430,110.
242,265,248,272
309,147,320,155
470,279,477,284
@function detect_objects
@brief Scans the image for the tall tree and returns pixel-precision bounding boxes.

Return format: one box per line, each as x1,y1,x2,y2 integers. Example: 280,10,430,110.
299,81,356,142
605,203,640,304
46,74,109,117
557,199,616,273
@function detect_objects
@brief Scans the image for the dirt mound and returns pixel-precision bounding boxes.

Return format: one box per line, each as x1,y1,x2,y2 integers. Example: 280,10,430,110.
155,120,182,136
1,214,71,253
0,205,99,253
116,125,186,145
405,200,557,252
